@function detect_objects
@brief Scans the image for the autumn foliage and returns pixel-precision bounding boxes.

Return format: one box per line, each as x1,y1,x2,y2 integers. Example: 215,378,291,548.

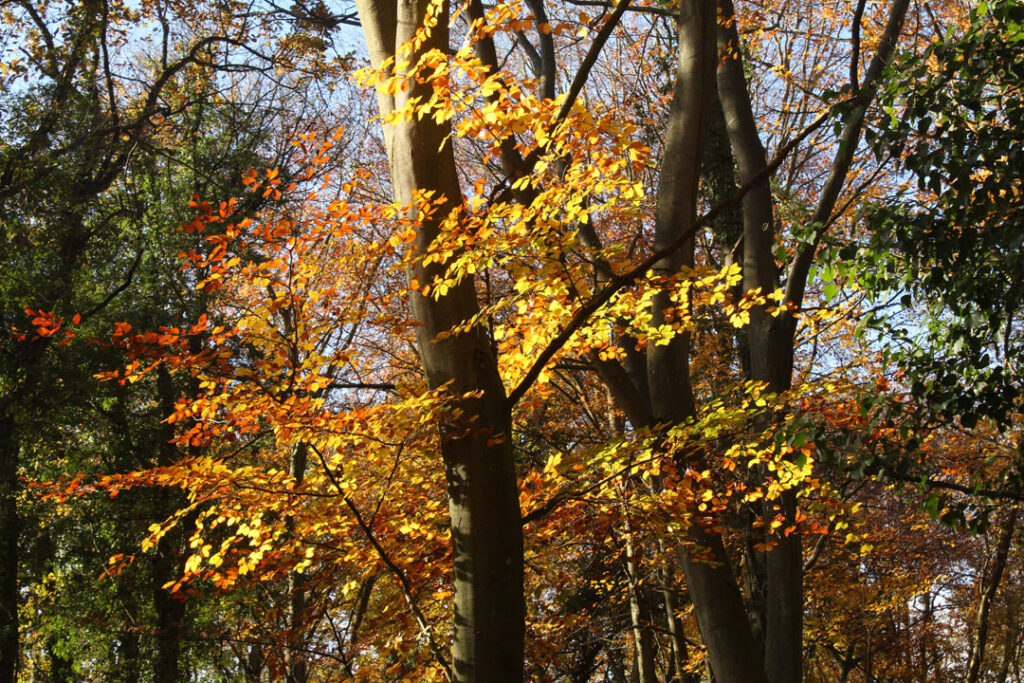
5,0,1024,681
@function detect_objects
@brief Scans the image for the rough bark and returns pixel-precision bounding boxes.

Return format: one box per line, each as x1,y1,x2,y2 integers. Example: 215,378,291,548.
353,1,525,679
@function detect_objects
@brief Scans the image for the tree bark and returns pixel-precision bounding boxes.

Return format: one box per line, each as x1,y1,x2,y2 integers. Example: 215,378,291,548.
646,3,769,682
287,444,309,683
967,506,1018,683
710,1,911,680
623,505,657,683
353,1,525,679
153,365,187,683
0,404,18,683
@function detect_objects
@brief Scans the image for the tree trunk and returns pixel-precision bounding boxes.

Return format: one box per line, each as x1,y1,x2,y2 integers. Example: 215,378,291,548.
243,644,264,682
660,552,695,683
713,4,802,681
287,443,309,683
153,366,187,683
151,543,186,683
623,506,657,683
644,3,770,682
115,572,141,683
995,610,1018,683
712,1,911,680
0,405,18,683
967,506,1018,683
353,1,525,679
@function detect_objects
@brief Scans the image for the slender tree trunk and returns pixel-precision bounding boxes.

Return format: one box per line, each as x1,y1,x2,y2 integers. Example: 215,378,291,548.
243,644,264,682
995,613,1018,683
115,571,141,683
0,404,17,683
153,365,186,683
623,504,657,683
353,1,524,679
109,385,142,683
659,552,693,683
967,506,1018,683
287,443,309,683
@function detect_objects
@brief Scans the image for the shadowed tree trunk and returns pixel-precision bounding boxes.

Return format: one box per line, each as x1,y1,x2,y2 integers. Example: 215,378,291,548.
967,506,1018,683
0,405,18,683
153,366,188,683
287,443,309,683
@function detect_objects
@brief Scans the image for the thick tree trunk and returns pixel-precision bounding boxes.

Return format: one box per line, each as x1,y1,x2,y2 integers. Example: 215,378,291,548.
151,542,185,683
714,5,802,681
711,1,911,680
353,1,525,679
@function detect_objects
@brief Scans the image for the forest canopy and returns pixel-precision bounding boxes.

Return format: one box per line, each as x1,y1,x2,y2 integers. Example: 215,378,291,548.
1,0,1023,681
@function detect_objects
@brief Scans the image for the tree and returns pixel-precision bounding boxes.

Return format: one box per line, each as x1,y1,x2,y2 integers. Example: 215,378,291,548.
0,0,351,677
864,0,1024,433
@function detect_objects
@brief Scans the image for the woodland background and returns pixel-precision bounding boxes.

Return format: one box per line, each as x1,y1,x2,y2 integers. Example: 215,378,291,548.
1,0,1023,681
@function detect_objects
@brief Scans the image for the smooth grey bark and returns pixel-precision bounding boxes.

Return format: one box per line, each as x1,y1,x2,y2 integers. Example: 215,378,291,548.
712,9,801,678
523,0,556,100
967,506,1018,683
645,3,769,682
710,1,911,681
353,1,525,679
